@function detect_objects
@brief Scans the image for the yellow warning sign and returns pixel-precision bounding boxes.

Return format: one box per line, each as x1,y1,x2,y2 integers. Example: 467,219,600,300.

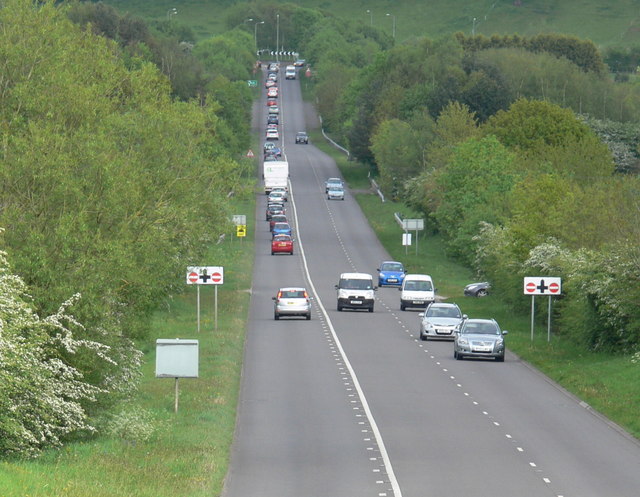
236,225,247,237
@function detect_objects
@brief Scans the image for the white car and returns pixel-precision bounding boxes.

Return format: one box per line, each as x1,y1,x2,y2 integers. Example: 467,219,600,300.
271,187,288,201
418,303,463,340
268,106,279,114
327,185,344,200
266,129,279,140
325,177,343,193
267,191,286,204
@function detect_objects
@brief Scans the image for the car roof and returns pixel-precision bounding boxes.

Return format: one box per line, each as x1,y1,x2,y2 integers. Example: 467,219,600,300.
339,272,373,279
273,234,292,240
327,177,341,181
465,318,495,324
278,286,307,292
429,303,459,308
381,260,403,265
404,273,433,281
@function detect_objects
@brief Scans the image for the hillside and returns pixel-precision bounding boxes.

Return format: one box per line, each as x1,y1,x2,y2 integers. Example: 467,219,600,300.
106,0,640,47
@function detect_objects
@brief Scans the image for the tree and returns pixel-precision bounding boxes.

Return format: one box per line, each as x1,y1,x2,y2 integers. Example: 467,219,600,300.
433,136,518,262
484,98,592,150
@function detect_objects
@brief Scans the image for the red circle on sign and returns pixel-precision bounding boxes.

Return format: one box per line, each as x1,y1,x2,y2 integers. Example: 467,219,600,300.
188,272,198,283
211,272,222,283
549,283,560,293
525,282,536,293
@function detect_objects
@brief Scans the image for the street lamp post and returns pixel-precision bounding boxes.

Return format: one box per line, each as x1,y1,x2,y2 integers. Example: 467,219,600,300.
366,9,373,26
386,13,396,39
276,14,280,62
254,21,264,54
167,8,177,20
472,17,477,36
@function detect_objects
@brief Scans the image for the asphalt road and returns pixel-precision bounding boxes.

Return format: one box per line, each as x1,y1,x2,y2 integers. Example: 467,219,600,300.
222,64,640,497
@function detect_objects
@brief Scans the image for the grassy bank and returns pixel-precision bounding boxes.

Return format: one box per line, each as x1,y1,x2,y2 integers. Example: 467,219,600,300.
313,136,640,440
106,0,640,47
0,196,255,496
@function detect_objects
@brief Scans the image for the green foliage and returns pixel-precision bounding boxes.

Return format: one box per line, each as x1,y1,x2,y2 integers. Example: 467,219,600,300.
370,119,424,196
484,98,591,150
193,30,255,81
455,32,607,74
0,0,249,455
433,136,518,263
0,249,129,458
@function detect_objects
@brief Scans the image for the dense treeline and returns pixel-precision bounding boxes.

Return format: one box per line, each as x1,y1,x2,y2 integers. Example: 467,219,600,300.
280,7,640,354
0,0,253,457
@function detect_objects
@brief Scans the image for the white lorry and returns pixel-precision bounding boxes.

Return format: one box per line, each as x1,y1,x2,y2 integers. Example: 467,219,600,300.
263,160,289,194
285,65,296,79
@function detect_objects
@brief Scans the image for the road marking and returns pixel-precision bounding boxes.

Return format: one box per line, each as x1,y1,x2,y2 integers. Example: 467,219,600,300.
288,181,404,497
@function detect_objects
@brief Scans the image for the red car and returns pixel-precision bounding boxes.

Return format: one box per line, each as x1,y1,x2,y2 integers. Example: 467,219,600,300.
267,98,278,106
271,234,294,255
267,87,278,98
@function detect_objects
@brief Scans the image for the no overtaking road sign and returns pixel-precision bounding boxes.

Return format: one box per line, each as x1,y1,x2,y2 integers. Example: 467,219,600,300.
186,266,224,285
523,276,561,295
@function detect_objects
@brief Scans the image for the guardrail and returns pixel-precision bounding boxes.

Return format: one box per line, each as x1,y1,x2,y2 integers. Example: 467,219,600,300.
319,115,385,202
318,115,350,158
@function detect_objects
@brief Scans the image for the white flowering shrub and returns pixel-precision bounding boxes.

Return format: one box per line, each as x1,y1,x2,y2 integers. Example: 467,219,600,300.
0,250,117,457
104,406,156,444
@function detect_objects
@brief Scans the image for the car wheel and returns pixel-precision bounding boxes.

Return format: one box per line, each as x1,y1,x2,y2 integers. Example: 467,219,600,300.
453,350,458,359
496,355,504,362
419,332,426,341
305,313,311,320
456,351,463,360
274,313,279,320
368,306,374,313
400,304,406,311
289,250,293,255
337,303,343,311
271,251,274,255
477,289,488,297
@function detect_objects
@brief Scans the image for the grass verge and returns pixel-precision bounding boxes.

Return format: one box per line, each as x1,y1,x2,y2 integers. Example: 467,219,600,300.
0,195,255,496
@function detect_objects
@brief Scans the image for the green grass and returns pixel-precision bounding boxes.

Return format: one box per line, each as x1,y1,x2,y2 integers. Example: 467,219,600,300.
106,0,640,47
0,196,255,496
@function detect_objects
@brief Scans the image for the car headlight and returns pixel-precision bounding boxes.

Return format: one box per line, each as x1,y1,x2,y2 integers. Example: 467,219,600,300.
495,338,504,347
426,323,434,331
457,337,468,345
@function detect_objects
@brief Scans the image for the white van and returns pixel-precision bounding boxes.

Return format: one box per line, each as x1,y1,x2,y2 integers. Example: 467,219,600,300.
285,65,296,79
399,274,435,311
335,272,376,312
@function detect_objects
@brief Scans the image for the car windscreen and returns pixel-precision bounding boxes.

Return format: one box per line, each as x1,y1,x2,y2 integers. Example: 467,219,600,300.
404,280,432,291
381,263,403,272
340,278,372,290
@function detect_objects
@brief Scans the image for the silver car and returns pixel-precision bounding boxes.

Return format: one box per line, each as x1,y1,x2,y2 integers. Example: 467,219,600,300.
453,318,508,362
327,185,345,200
273,287,311,320
419,303,463,341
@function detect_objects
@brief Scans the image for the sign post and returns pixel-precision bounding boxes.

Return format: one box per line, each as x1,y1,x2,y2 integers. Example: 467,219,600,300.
155,339,199,414
523,277,562,342
187,266,224,331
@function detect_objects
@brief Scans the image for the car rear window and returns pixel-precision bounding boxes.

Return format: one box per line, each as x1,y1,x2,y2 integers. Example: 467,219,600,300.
281,290,306,298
